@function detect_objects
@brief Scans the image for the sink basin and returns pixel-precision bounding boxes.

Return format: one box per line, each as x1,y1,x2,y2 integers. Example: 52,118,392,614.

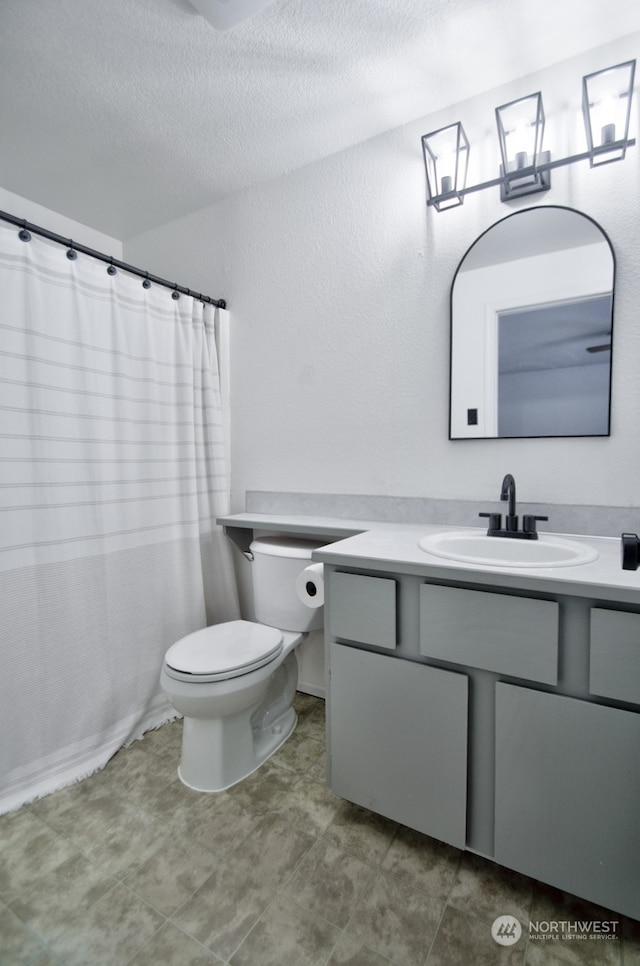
418,530,599,568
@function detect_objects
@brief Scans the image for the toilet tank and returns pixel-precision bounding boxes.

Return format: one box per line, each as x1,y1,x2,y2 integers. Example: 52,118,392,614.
250,536,325,632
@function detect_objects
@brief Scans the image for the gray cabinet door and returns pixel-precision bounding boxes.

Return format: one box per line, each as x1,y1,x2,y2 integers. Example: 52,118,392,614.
495,683,640,919
328,643,468,848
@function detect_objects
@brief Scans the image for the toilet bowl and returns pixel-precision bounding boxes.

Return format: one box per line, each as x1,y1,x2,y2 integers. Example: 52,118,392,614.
160,536,324,792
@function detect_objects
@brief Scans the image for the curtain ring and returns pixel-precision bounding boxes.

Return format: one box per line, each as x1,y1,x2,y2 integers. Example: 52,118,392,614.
106,257,117,276
66,241,77,261
171,284,180,301
18,220,31,242
142,272,151,289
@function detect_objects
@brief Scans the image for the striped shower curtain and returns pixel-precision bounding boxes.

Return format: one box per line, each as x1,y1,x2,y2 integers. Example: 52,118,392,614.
0,222,239,814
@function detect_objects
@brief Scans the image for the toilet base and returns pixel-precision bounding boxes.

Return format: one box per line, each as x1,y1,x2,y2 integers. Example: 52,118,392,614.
163,639,302,793
177,705,297,793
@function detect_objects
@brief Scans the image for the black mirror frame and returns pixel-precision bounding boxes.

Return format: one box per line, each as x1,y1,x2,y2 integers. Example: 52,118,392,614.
449,205,616,440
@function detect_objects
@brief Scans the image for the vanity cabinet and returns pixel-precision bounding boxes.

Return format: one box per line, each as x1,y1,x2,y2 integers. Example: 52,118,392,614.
325,565,640,920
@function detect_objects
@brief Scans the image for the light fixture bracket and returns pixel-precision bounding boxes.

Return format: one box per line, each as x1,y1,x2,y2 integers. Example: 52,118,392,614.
499,150,552,201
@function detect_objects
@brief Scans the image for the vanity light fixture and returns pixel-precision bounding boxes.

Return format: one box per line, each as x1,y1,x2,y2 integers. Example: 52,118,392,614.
423,59,636,210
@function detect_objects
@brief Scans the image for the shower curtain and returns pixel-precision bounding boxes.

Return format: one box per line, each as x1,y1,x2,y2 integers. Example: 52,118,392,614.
0,222,239,814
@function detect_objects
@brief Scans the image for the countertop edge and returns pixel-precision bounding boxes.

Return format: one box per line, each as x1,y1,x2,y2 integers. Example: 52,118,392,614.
217,513,640,604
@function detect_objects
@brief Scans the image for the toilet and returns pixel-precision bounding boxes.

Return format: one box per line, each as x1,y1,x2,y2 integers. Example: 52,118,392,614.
160,536,324,792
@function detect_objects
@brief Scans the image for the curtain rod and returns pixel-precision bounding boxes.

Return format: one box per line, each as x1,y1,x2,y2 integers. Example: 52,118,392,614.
0,209,226,309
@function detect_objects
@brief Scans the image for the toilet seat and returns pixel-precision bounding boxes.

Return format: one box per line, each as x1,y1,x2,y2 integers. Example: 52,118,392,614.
164,620,283,683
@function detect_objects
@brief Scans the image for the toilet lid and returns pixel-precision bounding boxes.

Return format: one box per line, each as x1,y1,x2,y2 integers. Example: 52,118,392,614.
164,620,283,677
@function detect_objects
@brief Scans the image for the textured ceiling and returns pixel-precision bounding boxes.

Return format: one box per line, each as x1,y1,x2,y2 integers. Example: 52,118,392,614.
1,0,639,240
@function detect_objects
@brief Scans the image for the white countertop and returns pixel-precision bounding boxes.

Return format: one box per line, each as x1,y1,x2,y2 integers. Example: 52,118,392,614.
218,513,640,605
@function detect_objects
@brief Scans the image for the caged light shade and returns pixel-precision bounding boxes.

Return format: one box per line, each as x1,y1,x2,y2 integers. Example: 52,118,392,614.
422,123,470,210
582,60,636,165
495,92,550,200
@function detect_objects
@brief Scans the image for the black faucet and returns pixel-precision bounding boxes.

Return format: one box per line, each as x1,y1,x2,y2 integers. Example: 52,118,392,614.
479,474,548,540
500,473,518,532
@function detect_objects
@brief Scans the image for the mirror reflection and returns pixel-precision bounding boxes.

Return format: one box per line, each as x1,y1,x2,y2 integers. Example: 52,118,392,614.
450,206,615,439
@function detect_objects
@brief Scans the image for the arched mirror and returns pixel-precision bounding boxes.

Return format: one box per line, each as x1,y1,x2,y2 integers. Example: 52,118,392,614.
450,206,615,439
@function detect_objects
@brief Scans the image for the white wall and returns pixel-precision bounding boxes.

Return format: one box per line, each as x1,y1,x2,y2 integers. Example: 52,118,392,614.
0,187,123,257
125,34,640,511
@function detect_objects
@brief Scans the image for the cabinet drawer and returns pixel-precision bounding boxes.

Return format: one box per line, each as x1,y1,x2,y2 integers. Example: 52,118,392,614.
590,608,640,705
328,572,396,649
420,584,558,684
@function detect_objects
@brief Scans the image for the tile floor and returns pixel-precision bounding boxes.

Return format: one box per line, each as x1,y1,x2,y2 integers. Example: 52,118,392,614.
1,693,639,966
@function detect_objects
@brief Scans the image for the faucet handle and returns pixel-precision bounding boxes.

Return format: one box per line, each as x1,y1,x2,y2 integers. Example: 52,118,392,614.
479,512,501,533
522,514,549,535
